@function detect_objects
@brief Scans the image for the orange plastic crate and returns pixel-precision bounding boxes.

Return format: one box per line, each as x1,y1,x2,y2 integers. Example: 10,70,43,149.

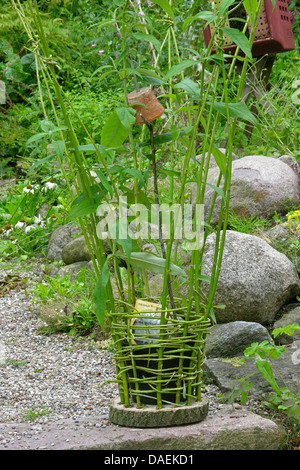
203,0,295,57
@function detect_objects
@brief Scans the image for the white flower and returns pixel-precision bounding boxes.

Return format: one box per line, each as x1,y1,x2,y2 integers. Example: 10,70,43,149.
15,221,26,229
33,215,45,227
23,184,39,194
3,224,13,235
24,225,35,233
23,185,34,194
42,182,58,192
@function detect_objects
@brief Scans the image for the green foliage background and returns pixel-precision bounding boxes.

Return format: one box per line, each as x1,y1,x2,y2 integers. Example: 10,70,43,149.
0,0,299,170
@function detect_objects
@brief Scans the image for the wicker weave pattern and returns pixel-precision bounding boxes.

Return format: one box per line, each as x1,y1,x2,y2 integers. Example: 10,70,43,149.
108,308,211,406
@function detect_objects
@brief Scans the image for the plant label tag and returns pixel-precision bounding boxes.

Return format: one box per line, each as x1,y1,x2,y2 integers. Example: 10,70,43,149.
134,299,162,313
131,299,162,344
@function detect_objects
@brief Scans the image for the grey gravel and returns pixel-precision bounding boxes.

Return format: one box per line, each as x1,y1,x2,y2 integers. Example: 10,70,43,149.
0,288,223,423
0,289,120,426
0,262,238,449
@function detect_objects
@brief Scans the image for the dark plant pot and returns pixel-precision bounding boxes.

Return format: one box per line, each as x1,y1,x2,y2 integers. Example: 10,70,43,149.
124,340,196,405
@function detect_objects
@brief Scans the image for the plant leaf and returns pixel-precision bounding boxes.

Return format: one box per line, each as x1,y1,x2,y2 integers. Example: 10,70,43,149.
27,153,57,174
125,190,152,210
183,11,215,31
39,119,56,133
72,184,105,207
123,168,146,188
198,274,211,282
243,0,258,26
101,110,129,148
51,140,65,159
67,198,99,221
217,0,237,17
26,132,47,145
113,217,133,260
206,182,226,200
136,67,163,79
151,0,175,19
213,101,258,125
220,27,253,59
76,143,106,153
120,252,186,277
163,59,196,83
141,126,193,146
211,147,227,176
174,78,200,98
255,357,282,396
272,322,300,338
132,32,162,53
91,65,113,78
93,259,110,328
116,107,136,130
94,169,114,198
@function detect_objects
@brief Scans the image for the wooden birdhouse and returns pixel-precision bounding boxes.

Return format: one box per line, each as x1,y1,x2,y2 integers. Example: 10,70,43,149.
203,0,295,57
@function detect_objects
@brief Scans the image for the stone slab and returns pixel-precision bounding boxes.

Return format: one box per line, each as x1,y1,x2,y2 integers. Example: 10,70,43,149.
0,405,282,451
109,397,209,428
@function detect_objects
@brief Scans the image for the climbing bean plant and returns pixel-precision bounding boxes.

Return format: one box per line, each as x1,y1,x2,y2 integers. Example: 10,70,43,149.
12,0,264,408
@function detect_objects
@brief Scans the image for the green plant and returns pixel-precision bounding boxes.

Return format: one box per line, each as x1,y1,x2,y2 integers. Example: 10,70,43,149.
0,0,114,163
0,177,68,259
0,157,15,179
21,407,53,422
227,211,269,234
252,73,300,158
7,359,28,368
230,3,300,159
265,207,300,273
217,376,254,405
13,0,267,411
284,209,300,231
61,88,125,146
221,323,300,422
32,267,98,335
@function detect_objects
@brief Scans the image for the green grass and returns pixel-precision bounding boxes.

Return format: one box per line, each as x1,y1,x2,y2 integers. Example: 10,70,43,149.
21,407,53,422
227,211,270,234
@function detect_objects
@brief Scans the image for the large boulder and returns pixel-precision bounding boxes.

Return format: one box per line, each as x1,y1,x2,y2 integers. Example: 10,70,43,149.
201,230,300,325
57,261,90,280
192,155,300,225
205,321,273,358
47,224,81,261
261,223,293,245
204,339,300,396
194,148,238,168
61,235,92,265
272,306,300,345
279,155,300,185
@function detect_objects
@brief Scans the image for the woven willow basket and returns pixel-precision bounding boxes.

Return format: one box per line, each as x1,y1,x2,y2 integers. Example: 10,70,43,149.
108,303,211,407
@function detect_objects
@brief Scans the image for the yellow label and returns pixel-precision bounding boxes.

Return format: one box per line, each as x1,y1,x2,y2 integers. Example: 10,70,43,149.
134,299,162,313
131,299,161,344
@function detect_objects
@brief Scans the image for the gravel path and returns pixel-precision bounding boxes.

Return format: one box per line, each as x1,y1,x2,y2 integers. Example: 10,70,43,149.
0,262,121,448
0,262,226,449
0,290,119,424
